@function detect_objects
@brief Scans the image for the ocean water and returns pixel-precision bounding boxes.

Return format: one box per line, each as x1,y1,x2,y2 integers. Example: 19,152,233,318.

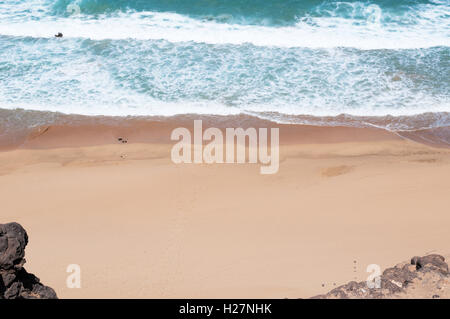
0,0,449,131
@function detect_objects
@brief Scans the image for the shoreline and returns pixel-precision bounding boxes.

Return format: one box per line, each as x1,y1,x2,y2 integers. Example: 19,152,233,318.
1,111,449,151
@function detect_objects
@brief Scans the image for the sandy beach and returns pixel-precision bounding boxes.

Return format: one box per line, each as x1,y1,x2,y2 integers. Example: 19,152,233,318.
0,118,449,298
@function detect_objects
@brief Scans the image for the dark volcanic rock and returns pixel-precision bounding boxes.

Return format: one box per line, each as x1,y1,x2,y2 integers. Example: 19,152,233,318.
312,254,449,299
0,222,57,299
380,264,417,294
0,222,28,270
411,254,449,275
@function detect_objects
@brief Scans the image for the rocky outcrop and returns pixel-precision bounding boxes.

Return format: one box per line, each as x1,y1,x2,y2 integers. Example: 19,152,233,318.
0,222,57,299
411,254,449,275
312,254,449,299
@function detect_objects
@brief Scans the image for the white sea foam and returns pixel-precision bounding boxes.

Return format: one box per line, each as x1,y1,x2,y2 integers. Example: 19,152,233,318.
0,5,449,49
0,33,448,119
1,99,448,119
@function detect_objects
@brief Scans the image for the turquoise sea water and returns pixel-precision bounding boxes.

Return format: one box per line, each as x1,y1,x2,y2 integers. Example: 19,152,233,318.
0,0,449,130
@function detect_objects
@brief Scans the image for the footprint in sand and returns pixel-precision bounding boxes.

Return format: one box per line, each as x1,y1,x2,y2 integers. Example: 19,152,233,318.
321,165,354,177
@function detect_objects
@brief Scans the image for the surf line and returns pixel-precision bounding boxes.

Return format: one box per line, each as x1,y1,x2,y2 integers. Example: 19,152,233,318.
170,120,279,174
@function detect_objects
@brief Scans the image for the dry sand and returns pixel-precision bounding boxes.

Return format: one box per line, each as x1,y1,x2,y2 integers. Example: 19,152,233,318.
0,120,449,298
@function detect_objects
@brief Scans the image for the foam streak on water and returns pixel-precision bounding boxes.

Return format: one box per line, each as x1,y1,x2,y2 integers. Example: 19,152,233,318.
1,1,449,49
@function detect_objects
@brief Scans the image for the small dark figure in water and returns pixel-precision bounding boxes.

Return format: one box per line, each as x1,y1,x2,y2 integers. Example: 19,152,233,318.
55,32,63,38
